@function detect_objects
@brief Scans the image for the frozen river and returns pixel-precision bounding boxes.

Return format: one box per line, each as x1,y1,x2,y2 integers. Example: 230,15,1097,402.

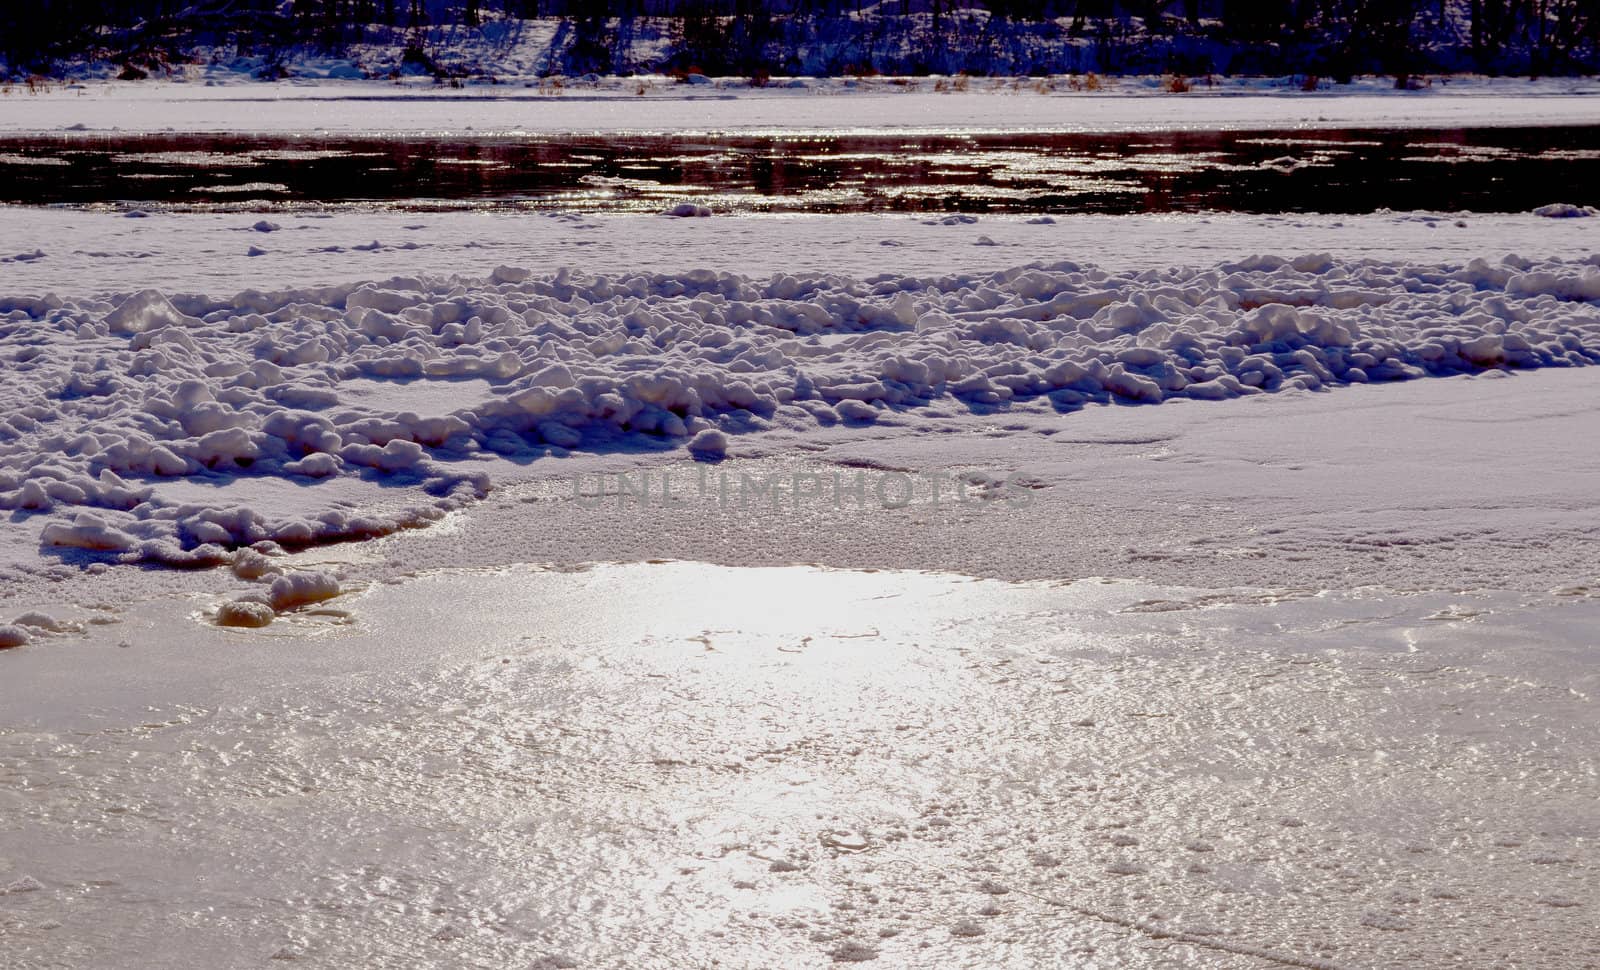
4,124,1600,214
1,83,1597,969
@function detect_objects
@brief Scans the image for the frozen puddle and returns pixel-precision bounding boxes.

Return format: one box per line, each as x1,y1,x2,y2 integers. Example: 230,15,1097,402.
1,561,1595,968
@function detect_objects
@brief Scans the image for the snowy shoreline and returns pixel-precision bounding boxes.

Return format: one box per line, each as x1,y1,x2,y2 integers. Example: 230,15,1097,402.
4,76,1599,135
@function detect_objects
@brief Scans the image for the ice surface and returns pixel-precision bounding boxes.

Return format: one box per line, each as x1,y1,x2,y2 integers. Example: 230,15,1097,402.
0,561,1595,968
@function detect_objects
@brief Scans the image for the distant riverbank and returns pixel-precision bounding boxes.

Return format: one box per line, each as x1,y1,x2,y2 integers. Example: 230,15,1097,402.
4,8,1598,85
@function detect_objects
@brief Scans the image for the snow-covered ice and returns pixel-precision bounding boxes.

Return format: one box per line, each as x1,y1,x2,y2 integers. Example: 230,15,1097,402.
6,252,1600,570
4,77,1600,137
3,313,1599,968
6,208,1600,297
12,208,1600,296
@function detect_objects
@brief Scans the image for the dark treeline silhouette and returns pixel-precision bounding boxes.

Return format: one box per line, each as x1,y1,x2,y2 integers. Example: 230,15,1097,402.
2,1,1596,77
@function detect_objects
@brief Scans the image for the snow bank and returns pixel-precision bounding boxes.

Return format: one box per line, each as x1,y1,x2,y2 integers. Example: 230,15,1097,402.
4,253,1600,567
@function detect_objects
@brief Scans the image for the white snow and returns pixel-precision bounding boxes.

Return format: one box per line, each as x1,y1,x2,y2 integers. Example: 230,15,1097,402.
3,78,1599,136
10,612,75,633
229,547,279,580
267,570,342,610
5,252,1600,567
686,428,729,458
6,208,1597,298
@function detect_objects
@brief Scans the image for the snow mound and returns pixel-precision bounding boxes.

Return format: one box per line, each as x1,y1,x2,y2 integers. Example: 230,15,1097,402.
686,428,728,459
4,254,1600,570
268,571,342,610
40,512,140,552
1533,204,1597,219
665,203,713,218
0,625,30,648
103,288,200,335
216,599,275,628
231,548,280,580
12,612,80,634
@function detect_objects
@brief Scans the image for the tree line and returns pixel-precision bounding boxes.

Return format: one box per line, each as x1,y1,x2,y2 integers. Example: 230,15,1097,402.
3,1,1596,77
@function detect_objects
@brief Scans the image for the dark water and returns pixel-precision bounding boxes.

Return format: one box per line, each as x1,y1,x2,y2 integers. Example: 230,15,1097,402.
2,126,1598,214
